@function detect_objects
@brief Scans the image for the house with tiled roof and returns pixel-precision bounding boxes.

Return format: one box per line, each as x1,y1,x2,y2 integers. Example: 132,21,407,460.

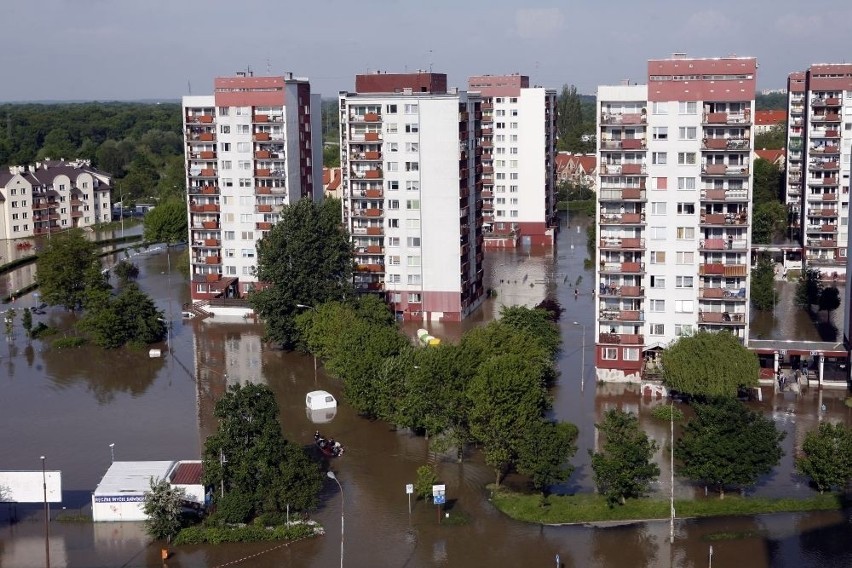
0,159,112,240
323,166,342,199
754,148,786,168
754,110,786,134
555,152,597,189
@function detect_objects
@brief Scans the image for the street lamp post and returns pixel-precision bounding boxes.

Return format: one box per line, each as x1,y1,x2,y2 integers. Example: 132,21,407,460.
109,443,115,463
327,471,344,568
573,322,586,392
41,455,50,568
296,304,318,380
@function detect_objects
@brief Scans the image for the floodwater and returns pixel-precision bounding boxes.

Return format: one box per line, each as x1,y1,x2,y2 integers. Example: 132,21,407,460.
2,217,852,567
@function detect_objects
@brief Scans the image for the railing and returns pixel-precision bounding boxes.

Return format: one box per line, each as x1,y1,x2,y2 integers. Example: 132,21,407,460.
700,213,748,225
700,189,748,201
600,113,646,125
598,333,644,344
702,165,749,176
600,238,645,249
699,311,745,324
598,188,646,201
600,261,645,273
699,287,746,299
699,238,747,250
599,284,644,297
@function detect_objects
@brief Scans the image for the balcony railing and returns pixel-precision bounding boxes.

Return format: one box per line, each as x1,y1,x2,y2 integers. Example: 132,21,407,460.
702,138,750,151
700,188,748,201
600,309,644,322
600,113,646,125
703,112,751,125
699,263,747,277
702,164,749,177
598,188,646,201
599,237,645,249
699,287,746,299
699,311,745,324
599,213,644,225
807,239,838,248
699,238,748,250
598,332,644,345
600,261,645,273
600,164,647,175
699,212,748,226
599,284,644,297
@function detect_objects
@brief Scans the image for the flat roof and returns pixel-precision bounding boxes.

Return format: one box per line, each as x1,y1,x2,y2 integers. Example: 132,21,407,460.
93,461,175,496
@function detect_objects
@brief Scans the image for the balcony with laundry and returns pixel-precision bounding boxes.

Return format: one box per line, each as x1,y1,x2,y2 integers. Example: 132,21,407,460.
702,103,751,125
599,203,645,225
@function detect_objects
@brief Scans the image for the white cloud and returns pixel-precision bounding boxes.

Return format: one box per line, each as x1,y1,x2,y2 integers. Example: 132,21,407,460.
775,13,823,38
514,7,565,40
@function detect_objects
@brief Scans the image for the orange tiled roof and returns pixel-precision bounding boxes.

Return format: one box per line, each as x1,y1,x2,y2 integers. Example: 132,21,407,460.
755,148,785,163
755,110,786,125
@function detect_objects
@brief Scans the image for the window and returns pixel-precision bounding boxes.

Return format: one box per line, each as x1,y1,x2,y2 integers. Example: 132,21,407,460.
677,203,695,214
224,231,235,240
677,152,697,165
653,127,668,140
676,276,694,288
678,101,697,114
220,125,230,134
239,178,251,187
387,162,398,171
649,299,665,312
650,226,666,239
405,123,419,133
650,202,666,215
674,300,694,313
238,160,251,170
240,214,252,223
677,177,696,190
406,218,420,229
387,180,399,191
496,122,505,129
408,293,422,303
650,275,666,288
388,200,400,210
496,198,506,205
237,124,250,134
650,251,666,264
221,160,232,170
387,236,400,246
676,251,694,264
241,249,255,258
218,106,229,116
509,185,518,193
509,160,518,168
649,323,665,335
510,210,519,218
602,347,618,360
405,162,419,172
406,199,420,210
388,218,399,228
407,236,421,247
652,102,668,114
678,126,697,140
406,142,419,152
674,324,693,336
406,181,419,191
510,122,518,129
510,147,518,154
236,142,250,152
407,256,421,267
623,348,640,361
387,274,401,284
387,142,398,152
225,266,236,275
222,178,234,187
654,177,668,190
240,231,254,240
652,152,667,165
388,256,401,266
676,227,695,239
387,123,398,133
403,274,419,285
404,104,418,114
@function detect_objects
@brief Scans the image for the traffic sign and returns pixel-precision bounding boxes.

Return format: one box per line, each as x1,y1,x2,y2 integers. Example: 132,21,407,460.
405,483,414,495
432,484,446,505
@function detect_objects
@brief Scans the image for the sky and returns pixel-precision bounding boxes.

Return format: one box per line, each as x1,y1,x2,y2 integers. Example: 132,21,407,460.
3,0,852,102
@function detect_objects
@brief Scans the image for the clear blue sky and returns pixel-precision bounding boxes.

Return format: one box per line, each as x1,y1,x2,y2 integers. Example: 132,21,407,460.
2,0,851,102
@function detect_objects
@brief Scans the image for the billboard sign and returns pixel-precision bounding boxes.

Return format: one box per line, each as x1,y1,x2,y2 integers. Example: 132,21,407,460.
0,471,62,503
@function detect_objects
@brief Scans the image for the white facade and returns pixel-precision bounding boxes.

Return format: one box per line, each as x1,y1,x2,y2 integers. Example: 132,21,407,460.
183,75,321,300
595,57,757,380
339,77,484,321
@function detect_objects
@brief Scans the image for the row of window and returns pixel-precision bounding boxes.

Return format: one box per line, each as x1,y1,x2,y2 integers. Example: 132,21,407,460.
220,125,252,134
388,292,422,303
648,251,697,264
601,347,641,361
495,210,520,218
494,147,520,154
387,256,421,267
648,202,696,214
386,274,422,284
9,182,91,196
495,185,519,193
385,237,421,247
385,162,419,172
651,126,698,140
385,142,419,152
386,181,419,191
387,200,420,210
385,123,420,134
648,324,694,336
650,152,698,165
494,198,519,205
495,122,519,129
221,249,255,258
647,299,695,312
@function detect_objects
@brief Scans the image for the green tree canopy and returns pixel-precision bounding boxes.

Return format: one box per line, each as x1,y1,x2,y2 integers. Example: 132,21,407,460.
796,422,852,493
750,255,777,311
202,383,322,523
818,286,841,322
516,419,579,495
590,409,660,506
660,330,759,398
499,305,561,359
78,282,166,348
250,198,354,348
36,228,97,310
754,123,787,150
675,398,785,497
142,478,186,541
751,201,787,244
752,158,783,204
143,199,187,245
795,268,823,311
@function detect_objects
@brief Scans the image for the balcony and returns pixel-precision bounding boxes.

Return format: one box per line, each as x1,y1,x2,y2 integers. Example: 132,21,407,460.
600,113,646,125
255,150,271,159
254,132,271,141
356,263,385,273
600,261,645,274
599,237,645,250
699,311,745,324
601,138,646,150
820,192,838,202
808,208,838,218
600,309,644,322
201,221,219,230
699,263,747,277
702,164,749,177
699,238,748,251
600,212,644,225
810,129,841,139
810,145,839,155
256,222,273,230
598,188,646,201
699,287,747,300
599,284,644,297
598,332,644,345
703,112,751,125
364,132,381,142
190,203,220,213
812,97,842,107
204,256,221,265
812,113,841,122
700,189,748,201
809,162,839,173
807,239,837,248
700,212,748,226
256,204,273,213
702,138,750,151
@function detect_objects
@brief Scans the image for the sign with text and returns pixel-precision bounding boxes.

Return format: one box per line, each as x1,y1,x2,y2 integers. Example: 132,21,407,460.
94,495,145,503
432,484,446,505
406,484,414,495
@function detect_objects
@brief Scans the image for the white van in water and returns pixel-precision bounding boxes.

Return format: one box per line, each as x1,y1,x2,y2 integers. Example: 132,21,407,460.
306,390,337,411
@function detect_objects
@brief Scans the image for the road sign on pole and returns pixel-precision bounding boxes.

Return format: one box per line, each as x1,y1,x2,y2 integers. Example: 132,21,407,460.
406,484,413,516
432,484,446,505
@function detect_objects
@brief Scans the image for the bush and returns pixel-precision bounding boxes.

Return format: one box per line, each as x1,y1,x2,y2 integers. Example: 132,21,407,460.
30,322,57,339
651,404,684,422
173,522,315,545
52,336,87,349
207,490,255,525
415,464,438,501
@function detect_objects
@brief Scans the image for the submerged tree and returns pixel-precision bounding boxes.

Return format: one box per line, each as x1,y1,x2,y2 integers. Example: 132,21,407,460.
142,477,186,541
796,422,852,493
661,330,759,398
36,229,97,310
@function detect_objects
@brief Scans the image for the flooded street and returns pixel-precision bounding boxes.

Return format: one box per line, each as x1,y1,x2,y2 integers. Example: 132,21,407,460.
2,217,852,567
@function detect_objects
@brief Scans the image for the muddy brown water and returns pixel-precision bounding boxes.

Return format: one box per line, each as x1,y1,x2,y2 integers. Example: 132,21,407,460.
2,218,852,567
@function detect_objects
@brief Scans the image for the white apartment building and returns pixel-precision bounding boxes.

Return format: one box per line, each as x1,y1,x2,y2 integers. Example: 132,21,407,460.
182,73,322,301
339,72,485,321
467,74,557,247
0,159,112,240
595,56,757,381
786,64,852,276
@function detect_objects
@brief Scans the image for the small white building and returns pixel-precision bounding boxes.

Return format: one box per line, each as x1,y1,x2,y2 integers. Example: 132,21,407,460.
92,460,204,522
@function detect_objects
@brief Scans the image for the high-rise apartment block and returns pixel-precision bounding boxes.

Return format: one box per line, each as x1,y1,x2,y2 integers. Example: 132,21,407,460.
595,56,757,380
785,65,852,273
182,74,322,301
467,74,558,247
339,72,485,321
0,159,112,239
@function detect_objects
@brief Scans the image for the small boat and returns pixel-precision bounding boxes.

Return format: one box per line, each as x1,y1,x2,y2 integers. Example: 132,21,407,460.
314,431,344,457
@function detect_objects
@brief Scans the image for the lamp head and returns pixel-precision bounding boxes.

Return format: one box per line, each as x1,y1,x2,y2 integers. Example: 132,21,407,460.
327,471,337,480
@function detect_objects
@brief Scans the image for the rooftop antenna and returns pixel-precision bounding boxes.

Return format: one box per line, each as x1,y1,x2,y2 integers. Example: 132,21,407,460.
429,49,433,73
187,79,192,95
266,58,271,75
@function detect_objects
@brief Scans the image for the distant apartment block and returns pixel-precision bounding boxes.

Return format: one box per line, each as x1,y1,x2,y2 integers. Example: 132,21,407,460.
595,55,757,381
182,73,322,301
785,65,852,275
0,159,112,239
339,72,485,321
467,74,558,247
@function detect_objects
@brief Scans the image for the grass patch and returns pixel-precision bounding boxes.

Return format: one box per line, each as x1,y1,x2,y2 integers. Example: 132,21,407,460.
173,522,316,545
651,405,684,422
703,529,766,542
52,336,87,349
56,512,92,523
490,487,843,525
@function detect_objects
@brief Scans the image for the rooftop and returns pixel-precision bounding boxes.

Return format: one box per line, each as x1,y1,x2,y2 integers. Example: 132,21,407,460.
93,461,175,496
